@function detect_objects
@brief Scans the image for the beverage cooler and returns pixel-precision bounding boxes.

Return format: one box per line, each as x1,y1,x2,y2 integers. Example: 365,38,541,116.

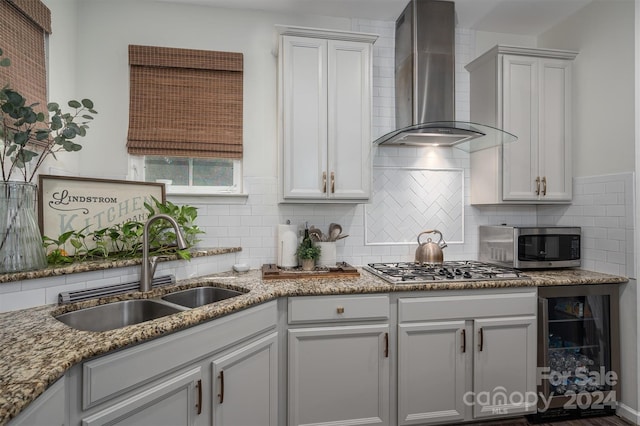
534,284,620,421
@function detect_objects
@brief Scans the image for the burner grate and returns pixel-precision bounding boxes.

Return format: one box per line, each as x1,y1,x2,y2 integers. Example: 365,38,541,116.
364,261,529,284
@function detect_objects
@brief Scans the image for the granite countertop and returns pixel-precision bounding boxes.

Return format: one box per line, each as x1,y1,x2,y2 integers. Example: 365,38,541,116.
0,247,242,284
0,266,628,424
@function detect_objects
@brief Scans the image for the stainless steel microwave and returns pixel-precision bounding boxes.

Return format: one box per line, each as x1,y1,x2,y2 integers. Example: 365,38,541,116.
479,225,581,269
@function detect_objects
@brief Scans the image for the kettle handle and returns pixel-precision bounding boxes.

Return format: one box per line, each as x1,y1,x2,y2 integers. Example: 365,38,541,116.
417,229,443,245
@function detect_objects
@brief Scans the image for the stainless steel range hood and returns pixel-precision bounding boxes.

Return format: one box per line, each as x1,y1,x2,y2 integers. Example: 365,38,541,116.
373,0,516,151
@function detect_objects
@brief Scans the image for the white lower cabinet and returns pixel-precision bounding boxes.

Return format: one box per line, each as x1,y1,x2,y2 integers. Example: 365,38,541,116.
287,295,390,426
8,376,67,426
397,290,537,425
81,367,203,426
14,290,542,426
65,301,278,426
211,332,279,426
472,316,537,419
398,320,468,425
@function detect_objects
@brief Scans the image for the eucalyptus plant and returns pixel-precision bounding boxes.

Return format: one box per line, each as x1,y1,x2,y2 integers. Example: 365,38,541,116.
0,48,97,183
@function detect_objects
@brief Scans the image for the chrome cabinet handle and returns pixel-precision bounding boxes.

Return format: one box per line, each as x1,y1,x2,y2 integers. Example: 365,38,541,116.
542,176,547,196
322,172,327,193
535,176,541,195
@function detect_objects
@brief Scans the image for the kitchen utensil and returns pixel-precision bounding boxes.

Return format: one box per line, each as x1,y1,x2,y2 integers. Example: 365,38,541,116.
310,226,326,242
328,223,342,241
414,229,447,265
335,234,349,241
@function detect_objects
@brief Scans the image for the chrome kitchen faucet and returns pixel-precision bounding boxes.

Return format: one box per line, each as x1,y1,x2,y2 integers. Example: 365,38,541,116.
140,214,188,292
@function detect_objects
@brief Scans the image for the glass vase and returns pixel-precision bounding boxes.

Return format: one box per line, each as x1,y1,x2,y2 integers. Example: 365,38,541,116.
0,182,47,273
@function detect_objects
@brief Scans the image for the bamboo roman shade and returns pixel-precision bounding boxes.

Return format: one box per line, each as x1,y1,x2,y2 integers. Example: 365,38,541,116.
127,45,244,159
0,0,51,138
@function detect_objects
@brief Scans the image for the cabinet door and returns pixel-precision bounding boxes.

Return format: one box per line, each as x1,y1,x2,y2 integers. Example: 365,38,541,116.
502,55,539,201
538,58,572,201
81,368,203,426
281,35,328,199
211,332,278,426
327,39,371,200
473,316,537,419
8,377,66,426
288,324,389,426
397,321,468,425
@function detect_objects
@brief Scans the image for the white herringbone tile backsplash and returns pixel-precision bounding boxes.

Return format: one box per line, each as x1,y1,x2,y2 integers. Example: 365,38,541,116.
366,167,464,244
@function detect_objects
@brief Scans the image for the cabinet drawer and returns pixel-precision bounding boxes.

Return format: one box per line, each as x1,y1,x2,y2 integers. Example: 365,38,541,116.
399,291,537,323
288,294,389,324
83,300,277,409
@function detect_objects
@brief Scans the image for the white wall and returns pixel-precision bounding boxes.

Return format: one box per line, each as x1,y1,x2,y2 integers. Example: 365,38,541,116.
41,0,81,175
538,0,635,178
474,30,535,56
52,0,352,181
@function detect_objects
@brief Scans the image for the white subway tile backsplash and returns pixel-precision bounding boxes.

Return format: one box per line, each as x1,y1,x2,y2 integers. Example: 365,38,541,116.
21,275,67,291
538,172,634,278
583,182,606,194
0,289,45,312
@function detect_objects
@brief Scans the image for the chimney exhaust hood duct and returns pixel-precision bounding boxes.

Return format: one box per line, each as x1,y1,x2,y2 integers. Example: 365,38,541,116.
373,0,516,151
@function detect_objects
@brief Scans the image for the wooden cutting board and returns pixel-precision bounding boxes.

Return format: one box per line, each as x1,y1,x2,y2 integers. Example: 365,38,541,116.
261,262,360,280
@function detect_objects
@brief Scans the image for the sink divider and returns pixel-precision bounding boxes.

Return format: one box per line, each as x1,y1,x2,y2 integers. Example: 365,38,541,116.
58,275,176,304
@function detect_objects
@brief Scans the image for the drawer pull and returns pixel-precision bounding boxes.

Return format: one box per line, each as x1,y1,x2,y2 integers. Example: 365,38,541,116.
461,329,466,353
478,328,484,352
196,379,202,415
218,370,224,404
336,306,345,314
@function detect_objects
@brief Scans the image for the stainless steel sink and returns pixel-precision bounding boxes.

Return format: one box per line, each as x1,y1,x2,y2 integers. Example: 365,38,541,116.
161,286,244,308
55,299,186,332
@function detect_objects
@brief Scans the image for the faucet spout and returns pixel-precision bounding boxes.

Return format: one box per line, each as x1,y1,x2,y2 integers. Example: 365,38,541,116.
140,214,188,292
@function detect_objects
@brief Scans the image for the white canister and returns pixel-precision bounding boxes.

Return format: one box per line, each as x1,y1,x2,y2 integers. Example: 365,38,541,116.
277,224,298,268
316,242,337,267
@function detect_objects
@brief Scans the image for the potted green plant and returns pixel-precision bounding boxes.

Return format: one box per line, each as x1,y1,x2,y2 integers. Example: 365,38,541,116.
296,244,321,271
0,49,97,273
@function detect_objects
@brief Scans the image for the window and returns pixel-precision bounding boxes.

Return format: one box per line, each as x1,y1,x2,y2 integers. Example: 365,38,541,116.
130,155,241,194
126,45,243,194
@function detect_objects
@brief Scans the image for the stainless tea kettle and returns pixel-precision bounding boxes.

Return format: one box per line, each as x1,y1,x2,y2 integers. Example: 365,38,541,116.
415,229,448,265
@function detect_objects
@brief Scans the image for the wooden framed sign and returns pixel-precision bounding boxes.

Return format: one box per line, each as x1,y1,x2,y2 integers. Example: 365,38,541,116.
38,175,166,239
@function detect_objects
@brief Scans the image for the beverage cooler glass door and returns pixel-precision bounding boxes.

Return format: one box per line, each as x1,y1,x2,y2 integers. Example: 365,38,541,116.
537,285,620,416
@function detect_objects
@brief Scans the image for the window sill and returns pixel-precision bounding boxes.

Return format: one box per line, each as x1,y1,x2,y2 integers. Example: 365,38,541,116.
165,191,249,204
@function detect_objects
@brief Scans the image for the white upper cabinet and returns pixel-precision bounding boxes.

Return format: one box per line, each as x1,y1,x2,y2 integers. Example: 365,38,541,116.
277,26,377,203
466,45,578,204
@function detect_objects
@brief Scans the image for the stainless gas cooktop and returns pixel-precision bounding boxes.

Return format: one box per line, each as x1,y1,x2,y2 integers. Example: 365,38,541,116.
363,261,529,284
